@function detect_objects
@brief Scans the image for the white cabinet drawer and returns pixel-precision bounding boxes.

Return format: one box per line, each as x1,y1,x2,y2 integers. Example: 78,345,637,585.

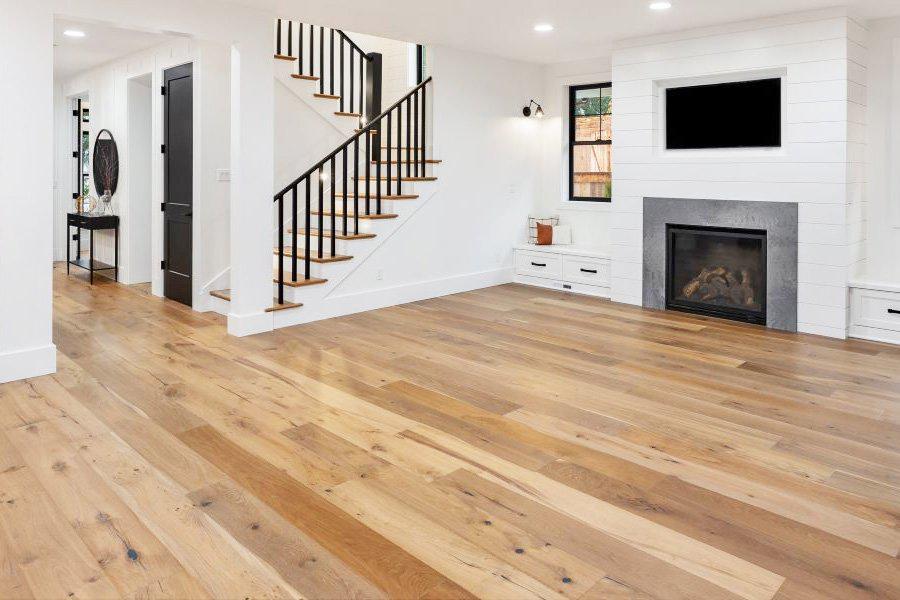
515,250,562,279
563,255,610,287
852,288,900,332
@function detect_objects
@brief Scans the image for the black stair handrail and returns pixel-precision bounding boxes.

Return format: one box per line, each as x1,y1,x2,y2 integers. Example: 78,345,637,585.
273,77,433,304
276,19,378,115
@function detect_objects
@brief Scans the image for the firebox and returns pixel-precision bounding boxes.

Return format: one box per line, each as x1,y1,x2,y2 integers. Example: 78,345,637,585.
665,224,767,325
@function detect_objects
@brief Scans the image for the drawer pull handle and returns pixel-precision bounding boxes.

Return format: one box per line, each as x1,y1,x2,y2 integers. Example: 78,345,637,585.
889,309,900,315
531,262,547,267
580,268,598,274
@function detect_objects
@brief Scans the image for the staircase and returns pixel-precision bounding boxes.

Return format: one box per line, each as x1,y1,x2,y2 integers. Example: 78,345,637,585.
209,19,440,326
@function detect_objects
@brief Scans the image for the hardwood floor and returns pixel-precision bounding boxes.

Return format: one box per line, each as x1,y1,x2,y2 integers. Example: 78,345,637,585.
1,265,898,599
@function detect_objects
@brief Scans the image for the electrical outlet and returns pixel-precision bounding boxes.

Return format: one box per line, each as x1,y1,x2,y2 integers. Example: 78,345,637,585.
376,269,383,281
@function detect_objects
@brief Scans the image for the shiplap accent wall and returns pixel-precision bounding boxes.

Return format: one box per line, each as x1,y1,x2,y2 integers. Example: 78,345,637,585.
609,8,864,338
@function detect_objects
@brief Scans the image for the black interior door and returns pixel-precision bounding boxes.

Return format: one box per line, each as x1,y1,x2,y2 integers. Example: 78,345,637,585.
163,63,193,306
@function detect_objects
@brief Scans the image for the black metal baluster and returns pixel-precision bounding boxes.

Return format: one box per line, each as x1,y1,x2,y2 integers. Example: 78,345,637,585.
308,24,314,76
291,185,298,282
305,179,311,280
421,84,427,174
359,55,365,115
277,193,284,304
353,136,360,234
384,111,390,213
318,167,324,258
276,19,282,55
298,23,304,75
406,96,411,179
342,147,348,236
287,20,293,57
413,90,419,177
329,29,335,96
339,39,345,112
330,158,336,256
319,26,324,94
366,128,372,216
396,104,402,196
349,48,355,116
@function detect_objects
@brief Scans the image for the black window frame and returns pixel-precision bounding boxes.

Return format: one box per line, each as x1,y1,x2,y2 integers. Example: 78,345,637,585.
569,82,612,203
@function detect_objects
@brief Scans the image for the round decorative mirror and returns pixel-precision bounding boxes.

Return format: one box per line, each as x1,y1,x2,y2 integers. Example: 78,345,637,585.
92,129,119,197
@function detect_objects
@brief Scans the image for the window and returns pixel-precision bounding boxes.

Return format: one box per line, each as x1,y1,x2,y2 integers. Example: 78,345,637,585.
569,83,612,202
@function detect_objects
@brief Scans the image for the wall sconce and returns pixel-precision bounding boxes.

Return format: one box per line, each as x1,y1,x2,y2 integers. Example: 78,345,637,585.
523,99,544,118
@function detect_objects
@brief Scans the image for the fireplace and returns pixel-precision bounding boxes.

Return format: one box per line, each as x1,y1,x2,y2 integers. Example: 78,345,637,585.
665,224,767,325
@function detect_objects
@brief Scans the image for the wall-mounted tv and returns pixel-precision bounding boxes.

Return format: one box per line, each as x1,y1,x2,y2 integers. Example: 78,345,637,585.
665,78,781,149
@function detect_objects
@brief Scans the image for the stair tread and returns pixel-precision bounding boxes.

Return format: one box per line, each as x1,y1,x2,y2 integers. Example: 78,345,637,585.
266,300,303,312
314,93,341,100
335,111,362,117
291,74,320,81
275,248,353,262
289,228,376,240
274,54,297,61
373,159,442,165
334,193,418,200
357,176,437,182
211,289,303,311
311,211,398,220
273,274,328,288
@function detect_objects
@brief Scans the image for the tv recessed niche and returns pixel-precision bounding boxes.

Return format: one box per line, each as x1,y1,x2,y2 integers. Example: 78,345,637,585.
665,78,782,150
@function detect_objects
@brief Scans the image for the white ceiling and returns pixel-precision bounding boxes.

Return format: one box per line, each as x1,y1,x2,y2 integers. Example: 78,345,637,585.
258,0,900,64
54,19,175,80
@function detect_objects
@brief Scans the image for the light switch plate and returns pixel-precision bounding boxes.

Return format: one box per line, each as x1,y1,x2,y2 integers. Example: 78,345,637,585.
216,169,231,182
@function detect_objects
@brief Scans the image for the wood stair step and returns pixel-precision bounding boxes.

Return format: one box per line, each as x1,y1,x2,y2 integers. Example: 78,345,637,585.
311,210,398,220
274,54,297,61
357,176,437,182
210,289,302,312
273,274,328,288
291,74,320,81
288,228,376,240
335,111,362,118
267,300,303,312
314,93,341,100
373,159,442,165
275,248,353,263
355,129,379,134
334,193,418,200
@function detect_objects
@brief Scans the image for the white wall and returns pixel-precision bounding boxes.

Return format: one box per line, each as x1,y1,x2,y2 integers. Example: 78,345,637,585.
56,37,232,302
0,1,56,382
126,75,153,283
537,57,613,250
330,45,542,300
560,8,861,339
864,17,900,285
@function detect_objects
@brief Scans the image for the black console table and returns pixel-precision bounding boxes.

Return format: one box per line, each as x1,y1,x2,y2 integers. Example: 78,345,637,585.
67,212,119,284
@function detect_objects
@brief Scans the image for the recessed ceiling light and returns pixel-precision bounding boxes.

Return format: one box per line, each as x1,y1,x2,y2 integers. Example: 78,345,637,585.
63,30,86,38
533,23,554,33
649,1,672,10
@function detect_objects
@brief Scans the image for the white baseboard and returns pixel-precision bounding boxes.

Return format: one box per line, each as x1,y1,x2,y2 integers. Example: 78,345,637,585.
274,268,514,329
0,344,57,384
227,310,273,337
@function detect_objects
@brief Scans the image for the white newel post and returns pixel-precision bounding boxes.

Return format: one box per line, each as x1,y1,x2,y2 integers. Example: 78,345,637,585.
228,19,275,337
0,2,57,382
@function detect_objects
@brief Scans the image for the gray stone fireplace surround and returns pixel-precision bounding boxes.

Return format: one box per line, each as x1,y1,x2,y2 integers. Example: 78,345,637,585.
642,197,798,331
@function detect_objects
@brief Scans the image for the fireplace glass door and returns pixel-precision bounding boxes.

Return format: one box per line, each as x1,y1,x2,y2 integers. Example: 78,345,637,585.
665,224,767,325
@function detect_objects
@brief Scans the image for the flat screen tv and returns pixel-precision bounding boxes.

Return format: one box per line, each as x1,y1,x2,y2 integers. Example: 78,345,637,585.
665,78,781,149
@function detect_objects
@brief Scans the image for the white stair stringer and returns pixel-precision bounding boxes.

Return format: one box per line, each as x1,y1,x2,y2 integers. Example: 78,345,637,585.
274,59,360,137
271,179,441,330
